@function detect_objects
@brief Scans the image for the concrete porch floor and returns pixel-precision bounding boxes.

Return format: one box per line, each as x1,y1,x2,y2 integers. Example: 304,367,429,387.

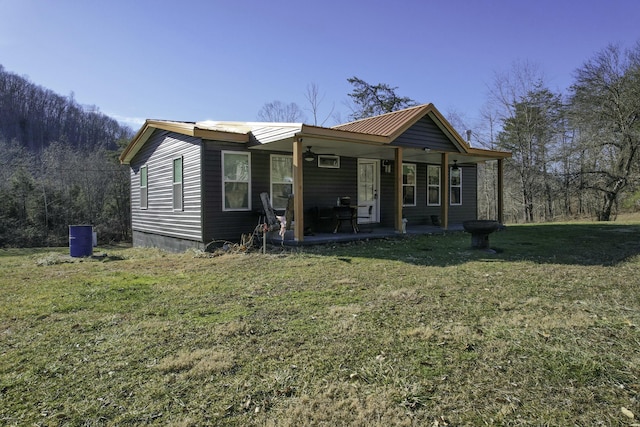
265,223,465,246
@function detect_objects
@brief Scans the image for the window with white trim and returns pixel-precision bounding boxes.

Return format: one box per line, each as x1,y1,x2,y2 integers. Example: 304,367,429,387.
402,163,416,206
173,157,183,211
427,165,440,206
140,165,148,209
450,166,462,205
223,151,251,211
270,154,293,210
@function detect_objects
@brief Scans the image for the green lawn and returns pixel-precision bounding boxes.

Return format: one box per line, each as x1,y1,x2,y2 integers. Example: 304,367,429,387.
1,219,639,426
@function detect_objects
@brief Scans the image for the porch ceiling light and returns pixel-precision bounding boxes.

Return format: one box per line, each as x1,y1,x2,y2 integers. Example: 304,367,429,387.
304,147,315,162
452,160,459,170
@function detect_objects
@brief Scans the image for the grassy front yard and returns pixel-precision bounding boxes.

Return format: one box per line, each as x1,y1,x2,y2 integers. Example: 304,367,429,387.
1,218,639,426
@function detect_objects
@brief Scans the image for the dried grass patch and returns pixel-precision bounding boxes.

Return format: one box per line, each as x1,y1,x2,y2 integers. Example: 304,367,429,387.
327,304,363,333
404,325,437,341
156,348,235,378
266,383,419,427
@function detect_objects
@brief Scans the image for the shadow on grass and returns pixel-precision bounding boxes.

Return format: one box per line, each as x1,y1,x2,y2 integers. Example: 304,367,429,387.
310,222,640,267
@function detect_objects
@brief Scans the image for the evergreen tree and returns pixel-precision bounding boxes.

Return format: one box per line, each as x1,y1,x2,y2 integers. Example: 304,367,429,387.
346,76,417,120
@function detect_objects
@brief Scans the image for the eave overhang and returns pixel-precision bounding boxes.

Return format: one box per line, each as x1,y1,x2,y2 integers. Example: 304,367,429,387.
119,120,248,164
298,124,389,145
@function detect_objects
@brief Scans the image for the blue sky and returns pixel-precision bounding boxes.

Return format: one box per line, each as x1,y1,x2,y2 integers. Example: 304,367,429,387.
1,0,639,132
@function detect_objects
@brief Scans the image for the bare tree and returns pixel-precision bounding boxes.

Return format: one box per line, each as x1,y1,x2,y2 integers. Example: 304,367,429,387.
444,108,470,138
570,42,640,221
475,107,501,220
487,61,567,222
304,83,334,126
257,101,306,122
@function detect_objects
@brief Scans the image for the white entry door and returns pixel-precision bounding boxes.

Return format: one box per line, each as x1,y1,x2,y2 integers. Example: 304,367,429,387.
357,159,379,224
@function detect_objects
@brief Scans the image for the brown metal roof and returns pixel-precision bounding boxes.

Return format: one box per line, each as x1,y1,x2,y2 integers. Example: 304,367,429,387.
332,104,432,138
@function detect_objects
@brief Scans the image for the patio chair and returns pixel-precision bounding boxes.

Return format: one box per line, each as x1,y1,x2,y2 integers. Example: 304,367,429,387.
259,192,295,240
260,192,278,228
333,197,358,233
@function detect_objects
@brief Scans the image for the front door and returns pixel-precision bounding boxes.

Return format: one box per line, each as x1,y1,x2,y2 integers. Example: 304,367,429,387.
357,159,379,224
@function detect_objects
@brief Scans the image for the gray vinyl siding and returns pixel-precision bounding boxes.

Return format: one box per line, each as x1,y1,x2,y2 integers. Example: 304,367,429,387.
396,162,428,225
202,144,361,240
202,141,258,243
300,158,478,229
130,130,202,244
303,156,358,232
303,156,357,209
393,116,457,151
448,165,477,223
382,163,477,226
379,164,399,227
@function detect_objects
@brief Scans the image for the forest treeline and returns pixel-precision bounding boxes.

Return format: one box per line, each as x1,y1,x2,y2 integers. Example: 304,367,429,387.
0,65,133,247
474,42,640,223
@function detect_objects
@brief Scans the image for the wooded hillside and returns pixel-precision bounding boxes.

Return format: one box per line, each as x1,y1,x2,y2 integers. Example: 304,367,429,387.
0,65,133,247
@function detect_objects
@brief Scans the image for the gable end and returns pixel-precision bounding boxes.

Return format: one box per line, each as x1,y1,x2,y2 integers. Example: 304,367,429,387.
392,115,460,152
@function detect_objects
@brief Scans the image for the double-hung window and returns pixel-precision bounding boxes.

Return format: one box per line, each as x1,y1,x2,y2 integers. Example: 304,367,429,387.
223,151,251,211
450,166,462,205
402,163,416,206
140,165,148,209
173,157,183,211
427,165,440,206
270,154,293,210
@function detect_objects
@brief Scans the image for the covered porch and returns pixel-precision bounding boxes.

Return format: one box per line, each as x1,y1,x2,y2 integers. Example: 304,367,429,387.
248,104,510,244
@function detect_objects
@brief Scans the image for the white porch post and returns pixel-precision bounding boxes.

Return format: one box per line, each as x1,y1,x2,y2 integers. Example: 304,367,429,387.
293,138,304,242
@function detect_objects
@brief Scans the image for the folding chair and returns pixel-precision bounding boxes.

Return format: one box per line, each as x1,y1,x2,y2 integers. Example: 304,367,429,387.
259,192,295,250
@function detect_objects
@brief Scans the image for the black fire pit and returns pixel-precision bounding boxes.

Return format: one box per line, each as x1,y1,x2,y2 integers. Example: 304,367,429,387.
462,220,501,250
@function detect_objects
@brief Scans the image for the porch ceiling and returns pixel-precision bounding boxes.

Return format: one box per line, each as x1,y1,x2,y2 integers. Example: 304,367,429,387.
249,137,504,165
248,136,393,159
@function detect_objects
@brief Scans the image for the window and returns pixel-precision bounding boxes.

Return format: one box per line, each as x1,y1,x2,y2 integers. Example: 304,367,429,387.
427,165,440,206
223,151,250,211
271,154,293,210
173,157,183,210
140,165,148,209
318,155,340,168
450,166,462,205
402,163,416,206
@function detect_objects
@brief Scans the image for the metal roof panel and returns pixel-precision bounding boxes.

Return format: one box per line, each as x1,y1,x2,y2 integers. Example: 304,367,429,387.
332,104,431,138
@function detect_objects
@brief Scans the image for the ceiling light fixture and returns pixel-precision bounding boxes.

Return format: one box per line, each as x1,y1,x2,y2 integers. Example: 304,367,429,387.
303,147,315,162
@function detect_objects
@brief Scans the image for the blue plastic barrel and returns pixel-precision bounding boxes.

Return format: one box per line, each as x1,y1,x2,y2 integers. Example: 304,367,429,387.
69,225,93,257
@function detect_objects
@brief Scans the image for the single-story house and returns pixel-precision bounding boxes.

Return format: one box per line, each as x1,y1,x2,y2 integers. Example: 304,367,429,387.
119,103,511,252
